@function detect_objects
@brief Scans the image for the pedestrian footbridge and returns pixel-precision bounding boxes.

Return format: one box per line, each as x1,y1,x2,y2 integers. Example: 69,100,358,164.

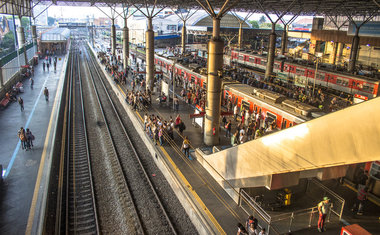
196,97,380,191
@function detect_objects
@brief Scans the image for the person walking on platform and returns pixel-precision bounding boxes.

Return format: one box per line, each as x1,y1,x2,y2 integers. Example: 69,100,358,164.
18,127,27,150
225,120,232,137
181,136,191,159
44,87,49,101
25,128,34,150
234,105,239,121
43,61,46,71
352,186,368,215
317,197,331,232
18,97,24,111
54,60,57,72
47,62,50,72
30,77,34,89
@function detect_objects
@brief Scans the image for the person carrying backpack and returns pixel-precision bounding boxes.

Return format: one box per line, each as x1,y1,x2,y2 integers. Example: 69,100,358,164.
181,136,191,159
18,127,27,150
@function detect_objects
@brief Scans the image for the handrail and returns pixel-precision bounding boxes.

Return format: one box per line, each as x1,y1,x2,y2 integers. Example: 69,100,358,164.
311,178,345,201
240,190,271,222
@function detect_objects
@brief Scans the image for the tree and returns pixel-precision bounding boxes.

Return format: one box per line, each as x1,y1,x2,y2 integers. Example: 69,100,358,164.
21,17,30,29
48,17,56,26
259,15,266,24
0,31,15,57
249,20,260,29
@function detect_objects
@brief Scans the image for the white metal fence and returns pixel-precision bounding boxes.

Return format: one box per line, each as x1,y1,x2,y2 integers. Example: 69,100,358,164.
1,45,36,87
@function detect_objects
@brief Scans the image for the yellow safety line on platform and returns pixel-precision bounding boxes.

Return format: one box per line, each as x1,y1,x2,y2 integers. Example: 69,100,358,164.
344,183,380,207
160,146,226,235
26,87,60,235
133,103,225,234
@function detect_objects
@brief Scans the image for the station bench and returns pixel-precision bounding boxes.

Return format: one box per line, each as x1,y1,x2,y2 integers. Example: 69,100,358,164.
0,97,10,109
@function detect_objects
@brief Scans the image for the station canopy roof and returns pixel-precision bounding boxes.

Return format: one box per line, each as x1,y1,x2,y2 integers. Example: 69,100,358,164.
4,0,380,17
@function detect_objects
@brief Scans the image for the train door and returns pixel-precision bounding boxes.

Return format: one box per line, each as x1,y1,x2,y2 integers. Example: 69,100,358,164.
281,119,287,129
265,111,278,127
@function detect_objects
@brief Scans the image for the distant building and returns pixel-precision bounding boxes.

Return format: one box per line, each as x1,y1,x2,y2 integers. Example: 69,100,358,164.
0,16,11,38
94,17,112,27
291,18,313,31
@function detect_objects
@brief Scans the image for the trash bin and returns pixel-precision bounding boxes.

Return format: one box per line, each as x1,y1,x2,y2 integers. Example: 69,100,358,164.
33,56,38,65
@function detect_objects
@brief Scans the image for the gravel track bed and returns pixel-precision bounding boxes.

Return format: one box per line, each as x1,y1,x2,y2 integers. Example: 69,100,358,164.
88,55,174,234
88,48,198,234
80,52,140,234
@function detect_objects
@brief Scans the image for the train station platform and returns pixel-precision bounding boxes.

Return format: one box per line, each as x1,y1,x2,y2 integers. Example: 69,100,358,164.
91,42,380,234
0,53,68,234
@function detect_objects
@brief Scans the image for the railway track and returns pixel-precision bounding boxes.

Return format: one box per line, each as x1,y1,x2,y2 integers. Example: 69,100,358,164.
56,44,100,234
81,43,177,234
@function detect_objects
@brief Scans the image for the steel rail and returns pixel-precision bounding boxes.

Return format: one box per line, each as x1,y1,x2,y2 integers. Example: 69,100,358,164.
65,42,100,234
84,44,177,234
81,41,144,234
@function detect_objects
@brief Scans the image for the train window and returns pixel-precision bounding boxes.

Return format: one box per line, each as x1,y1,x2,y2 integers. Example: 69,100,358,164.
261,60,267,66
249,57,255,63
362,83,374,92
317,73,325,80
266,112,277,125
241,100,250,112
296,68,304,75
239,55,244,60
274,63,280,69
289,122,293,127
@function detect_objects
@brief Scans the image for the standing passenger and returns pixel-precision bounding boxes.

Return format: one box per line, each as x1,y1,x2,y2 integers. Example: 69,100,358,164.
18,97,24,111
317,197,330,232
25,128,34,149
44,87,49,101
18,127,27,150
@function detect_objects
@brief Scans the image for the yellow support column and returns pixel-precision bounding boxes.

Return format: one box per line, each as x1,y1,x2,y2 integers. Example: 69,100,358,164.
238,22,243,49
182,24,186,54
204,17,224,146
111,19,116,56
265,23,276,79
146,17,155,91
122,17,129,70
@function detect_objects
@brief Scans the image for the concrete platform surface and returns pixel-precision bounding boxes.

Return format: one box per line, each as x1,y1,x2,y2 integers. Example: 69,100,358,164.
0,54,67,235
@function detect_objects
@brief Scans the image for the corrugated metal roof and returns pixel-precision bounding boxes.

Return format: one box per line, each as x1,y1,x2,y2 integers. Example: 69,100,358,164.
41,28,70,42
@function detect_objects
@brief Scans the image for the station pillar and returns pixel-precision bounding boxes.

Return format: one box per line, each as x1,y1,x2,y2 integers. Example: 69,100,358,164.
181,24,186,54
111,19,116,56
145,17,155,92
336,43,344,64
238,22,243,49
330,42,338,65
204,17,224,146
17,26,28,65
280,27,287,55
265,23,276,79
122,18,129,70
31,25,38,52
348,32,360,72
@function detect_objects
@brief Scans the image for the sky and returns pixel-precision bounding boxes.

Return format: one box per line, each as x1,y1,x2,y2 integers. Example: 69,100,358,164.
46,5,313,24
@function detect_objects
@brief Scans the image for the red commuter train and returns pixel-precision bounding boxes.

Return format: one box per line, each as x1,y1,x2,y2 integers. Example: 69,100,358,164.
230,49,380,99
154,54,322,129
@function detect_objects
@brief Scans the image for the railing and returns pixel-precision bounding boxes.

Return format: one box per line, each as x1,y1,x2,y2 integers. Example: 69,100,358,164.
239,178,345,234
306,178,345,220
1,44,36,87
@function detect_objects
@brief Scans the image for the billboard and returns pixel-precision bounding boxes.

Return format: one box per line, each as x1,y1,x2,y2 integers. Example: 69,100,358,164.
347,21,380,38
